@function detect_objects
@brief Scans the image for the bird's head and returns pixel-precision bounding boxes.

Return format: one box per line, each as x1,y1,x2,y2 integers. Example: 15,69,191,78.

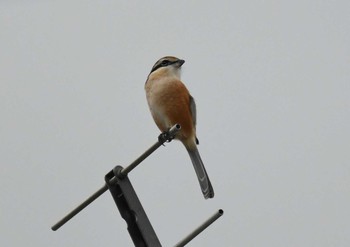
148,56,185,79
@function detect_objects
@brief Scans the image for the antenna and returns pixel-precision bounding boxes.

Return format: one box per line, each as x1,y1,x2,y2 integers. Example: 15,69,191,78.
52,124,223,246
174,209,224,247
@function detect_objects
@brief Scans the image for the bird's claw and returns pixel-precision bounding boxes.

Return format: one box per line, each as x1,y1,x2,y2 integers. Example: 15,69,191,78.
158,131,174,144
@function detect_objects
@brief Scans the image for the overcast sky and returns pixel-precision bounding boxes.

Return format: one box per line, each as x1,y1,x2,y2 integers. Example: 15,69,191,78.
1,1,349,246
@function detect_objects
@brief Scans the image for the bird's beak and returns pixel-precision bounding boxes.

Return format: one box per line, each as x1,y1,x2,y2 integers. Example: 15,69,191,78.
177,59,185,67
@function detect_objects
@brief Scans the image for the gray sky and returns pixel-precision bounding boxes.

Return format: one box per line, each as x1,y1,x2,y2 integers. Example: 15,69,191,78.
1,1,349,246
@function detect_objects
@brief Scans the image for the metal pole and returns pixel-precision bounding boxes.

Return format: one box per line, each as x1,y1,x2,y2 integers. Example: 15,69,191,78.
51,184,108,231
174,209,224,247
120,123,180,176
51,124,181,231
105,166,162,247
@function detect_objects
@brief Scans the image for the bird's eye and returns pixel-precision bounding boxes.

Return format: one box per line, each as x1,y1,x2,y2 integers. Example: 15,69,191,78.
161,60,169,66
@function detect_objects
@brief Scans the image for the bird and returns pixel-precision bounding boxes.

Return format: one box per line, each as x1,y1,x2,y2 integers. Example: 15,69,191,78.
144,56,214,199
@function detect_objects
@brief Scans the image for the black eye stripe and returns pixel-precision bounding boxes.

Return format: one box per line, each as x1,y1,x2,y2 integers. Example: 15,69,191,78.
161,60,169,66
150,60,176,73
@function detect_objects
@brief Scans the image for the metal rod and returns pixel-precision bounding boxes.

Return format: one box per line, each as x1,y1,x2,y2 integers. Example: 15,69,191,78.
51,124,181,231
120,124,181,176
119,142,162,176
51,184,108,231
174,209,224,247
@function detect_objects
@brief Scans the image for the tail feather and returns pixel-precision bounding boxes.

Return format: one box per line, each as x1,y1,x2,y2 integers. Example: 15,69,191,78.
186,147,214,199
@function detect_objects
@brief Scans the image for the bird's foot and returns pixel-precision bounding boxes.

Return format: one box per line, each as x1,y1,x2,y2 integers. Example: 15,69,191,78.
158,130,174,144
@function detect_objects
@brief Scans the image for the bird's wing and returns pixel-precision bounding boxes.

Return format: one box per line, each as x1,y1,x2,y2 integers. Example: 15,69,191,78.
189,95,197,127
189,95,200,144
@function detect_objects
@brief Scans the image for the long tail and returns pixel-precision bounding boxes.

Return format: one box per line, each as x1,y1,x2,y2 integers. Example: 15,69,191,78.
186,146,214,199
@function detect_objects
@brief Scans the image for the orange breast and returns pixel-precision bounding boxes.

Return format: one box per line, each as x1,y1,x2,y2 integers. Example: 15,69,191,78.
147,78,195,142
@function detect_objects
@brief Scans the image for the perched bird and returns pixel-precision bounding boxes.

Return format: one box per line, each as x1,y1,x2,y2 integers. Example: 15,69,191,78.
145,56,214,199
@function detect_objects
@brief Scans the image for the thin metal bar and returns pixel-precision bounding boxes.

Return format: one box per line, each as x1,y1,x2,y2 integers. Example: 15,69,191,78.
120,124,181,176
119,142,162,176
51,124,181,231
51,184,108,231
174,209,224,247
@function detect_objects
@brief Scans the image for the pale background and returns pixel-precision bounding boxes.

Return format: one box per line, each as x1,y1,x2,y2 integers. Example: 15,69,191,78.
1,1,349,246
